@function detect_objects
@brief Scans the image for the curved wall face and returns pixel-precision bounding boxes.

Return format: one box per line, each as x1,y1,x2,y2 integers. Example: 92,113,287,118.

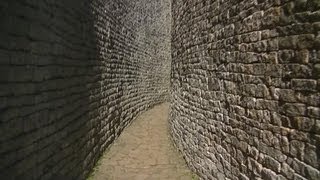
170,0,319,179
0,0,170,179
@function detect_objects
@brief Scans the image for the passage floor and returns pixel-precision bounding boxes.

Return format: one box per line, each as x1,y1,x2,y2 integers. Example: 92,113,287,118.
89,103,196,180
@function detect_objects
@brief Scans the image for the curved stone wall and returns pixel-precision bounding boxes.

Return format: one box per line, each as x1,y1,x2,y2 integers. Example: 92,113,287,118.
170,0,320,179
0,0,171,179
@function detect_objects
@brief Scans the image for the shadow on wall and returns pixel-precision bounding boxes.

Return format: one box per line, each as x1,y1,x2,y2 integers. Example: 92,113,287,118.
0,0,171,179
0,0,105,179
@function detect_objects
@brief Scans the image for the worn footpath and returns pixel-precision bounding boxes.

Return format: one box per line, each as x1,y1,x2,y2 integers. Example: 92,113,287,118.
88,103,196,180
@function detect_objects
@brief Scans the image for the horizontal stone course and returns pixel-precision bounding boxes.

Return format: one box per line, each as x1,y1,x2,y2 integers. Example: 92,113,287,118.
0,0,171,179
170,0,320,179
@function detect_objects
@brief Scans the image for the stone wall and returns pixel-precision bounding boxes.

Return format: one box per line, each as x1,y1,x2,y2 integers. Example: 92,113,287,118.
0,0,171,179
170,0,320,179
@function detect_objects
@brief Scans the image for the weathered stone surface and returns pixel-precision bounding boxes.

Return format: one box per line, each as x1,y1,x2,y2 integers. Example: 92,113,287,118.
170,0,320,179
0,0,171,179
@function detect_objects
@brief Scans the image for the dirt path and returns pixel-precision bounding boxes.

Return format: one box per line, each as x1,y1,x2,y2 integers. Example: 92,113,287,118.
88,103,196,180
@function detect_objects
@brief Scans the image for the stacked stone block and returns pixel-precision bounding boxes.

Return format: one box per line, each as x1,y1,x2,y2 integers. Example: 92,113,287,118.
170,0,320,179
0,0,171,179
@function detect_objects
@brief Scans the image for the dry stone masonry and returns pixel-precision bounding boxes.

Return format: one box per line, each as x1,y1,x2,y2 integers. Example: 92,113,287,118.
1,0,320,180
0,0,171,179
170,0,320,180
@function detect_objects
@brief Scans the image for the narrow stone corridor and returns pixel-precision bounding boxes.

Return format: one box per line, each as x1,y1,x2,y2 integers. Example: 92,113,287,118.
1,0,320,179
88,103,196,180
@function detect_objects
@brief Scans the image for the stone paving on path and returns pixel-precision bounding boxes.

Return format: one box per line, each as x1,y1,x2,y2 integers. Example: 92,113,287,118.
88,103,197,180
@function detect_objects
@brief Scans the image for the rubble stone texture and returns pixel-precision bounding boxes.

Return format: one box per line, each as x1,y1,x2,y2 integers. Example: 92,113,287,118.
0,0,170,179
170,0,320,180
